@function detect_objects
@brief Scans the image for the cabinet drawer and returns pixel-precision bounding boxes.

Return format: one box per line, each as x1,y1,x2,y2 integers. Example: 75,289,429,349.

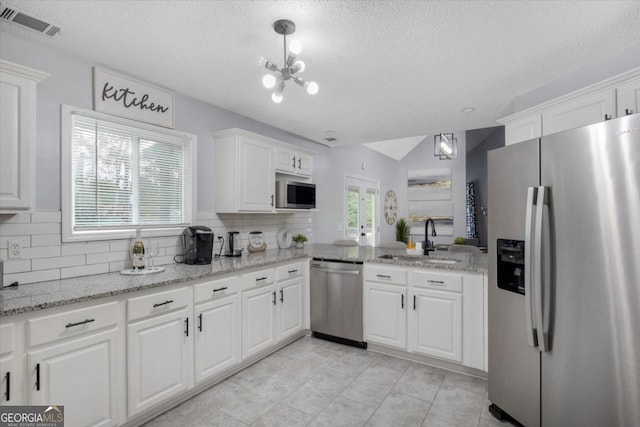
127,287,191,322
410,270,462,292
0,323,14,355
242,268,275,291
365,265,407,285
28,301,119,347
276,262,304,281
194,276,240,303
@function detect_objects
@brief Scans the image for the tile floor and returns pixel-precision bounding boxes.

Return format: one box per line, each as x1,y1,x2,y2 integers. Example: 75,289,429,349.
144,336,510,427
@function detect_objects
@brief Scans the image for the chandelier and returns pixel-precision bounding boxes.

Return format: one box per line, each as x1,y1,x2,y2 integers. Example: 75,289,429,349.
260,19,319,103
434,133,458,160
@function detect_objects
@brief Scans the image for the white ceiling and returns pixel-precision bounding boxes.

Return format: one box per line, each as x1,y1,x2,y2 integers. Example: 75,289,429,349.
2,1,639,147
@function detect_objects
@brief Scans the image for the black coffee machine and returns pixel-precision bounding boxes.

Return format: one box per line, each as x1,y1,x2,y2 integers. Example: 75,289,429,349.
182,226,214,264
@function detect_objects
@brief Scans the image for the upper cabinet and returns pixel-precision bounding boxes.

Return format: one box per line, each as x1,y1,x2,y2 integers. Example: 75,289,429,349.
500,69,640,145
0,60,49,214
213,128,314,213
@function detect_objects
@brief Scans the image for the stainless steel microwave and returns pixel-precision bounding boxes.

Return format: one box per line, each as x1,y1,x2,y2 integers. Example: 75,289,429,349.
276,181,316,209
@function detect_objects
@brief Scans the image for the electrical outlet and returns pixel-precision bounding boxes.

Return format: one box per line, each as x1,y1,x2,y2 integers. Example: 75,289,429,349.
7,239,23,259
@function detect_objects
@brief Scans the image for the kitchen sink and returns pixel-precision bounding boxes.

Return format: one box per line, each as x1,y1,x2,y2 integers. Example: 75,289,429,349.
377,254,459,265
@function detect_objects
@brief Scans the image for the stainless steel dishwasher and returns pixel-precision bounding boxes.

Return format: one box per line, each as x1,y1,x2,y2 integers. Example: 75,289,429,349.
310,258,366,348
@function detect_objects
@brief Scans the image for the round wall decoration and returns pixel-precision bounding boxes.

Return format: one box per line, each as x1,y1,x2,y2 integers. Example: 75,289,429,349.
384,190,398,225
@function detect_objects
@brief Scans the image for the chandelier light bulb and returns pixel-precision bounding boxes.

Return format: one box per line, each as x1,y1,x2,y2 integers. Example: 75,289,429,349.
272,92,284,103
305,81,319,95
292,60,306,73
262,74,277,89
289,40,302,55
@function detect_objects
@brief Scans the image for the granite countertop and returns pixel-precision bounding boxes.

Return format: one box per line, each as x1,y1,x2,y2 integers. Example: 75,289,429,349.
0,244,487,317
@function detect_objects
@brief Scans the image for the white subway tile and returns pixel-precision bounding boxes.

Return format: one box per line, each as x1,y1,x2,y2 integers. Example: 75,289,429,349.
23,246,61,259
110,240,131,252
86,252,109,265
31,234,61,247
0,248,7,260
31,211,62,223
61,263,109,279
3,259,31,273
5,269,60,285
32,255,85,271
61,242,110,256
0,222,60,236
109,260,129,272
0,213,31,224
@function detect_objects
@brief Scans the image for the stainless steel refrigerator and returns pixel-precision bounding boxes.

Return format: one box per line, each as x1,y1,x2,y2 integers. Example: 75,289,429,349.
487,114,640,427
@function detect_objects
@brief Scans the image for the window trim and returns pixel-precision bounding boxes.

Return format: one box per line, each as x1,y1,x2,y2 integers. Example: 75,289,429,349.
61,104,197,242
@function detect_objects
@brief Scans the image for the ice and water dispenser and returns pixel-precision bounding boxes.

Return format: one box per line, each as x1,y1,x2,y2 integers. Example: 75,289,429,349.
496,239,525,295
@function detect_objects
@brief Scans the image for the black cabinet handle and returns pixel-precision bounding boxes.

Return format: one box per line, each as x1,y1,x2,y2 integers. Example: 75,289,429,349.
413,295,417,311
288,269,298,274
4,371,9,401
153,299,174,308
198,313,203,332
292,156,296,168
401,294,404,309
184,318,189,337
213,286,228,293
35,364,40,391
280,288,284,303
298,158,301,169
65,318,95,328
270,194,274,207
604,114,612,121
376,274,391,279
256,277,268,282
626,108,633,115
272,291,277,305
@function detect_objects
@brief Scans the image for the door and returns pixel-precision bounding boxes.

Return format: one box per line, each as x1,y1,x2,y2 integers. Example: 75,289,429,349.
345,176,379,246
277,278,303,341
194,294,241,383
541,89,615,136
364,282,406,349
409,288,462,362
127,307,193,416
29,329,122,427
239,136,274,211
539,115,640,426
487,140,541,427
242,285,277,359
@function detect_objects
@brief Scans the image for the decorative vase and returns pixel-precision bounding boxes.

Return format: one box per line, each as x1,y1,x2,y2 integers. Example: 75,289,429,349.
295,242,304,249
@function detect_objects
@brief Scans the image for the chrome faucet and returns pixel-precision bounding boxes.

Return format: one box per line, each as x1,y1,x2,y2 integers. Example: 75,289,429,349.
424,218,437,255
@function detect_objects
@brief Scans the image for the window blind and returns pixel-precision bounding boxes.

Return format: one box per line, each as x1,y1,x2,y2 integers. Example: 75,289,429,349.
71,113,192,230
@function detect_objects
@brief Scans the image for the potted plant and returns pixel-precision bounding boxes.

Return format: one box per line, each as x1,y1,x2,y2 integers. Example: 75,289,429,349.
292,234,308,249
395,218,410,244
454,236,466,245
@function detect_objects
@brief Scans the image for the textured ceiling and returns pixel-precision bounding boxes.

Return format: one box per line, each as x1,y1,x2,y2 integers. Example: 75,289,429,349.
2,0,640,147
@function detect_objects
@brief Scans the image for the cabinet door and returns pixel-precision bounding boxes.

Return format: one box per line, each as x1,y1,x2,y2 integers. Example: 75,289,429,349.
616,77,640,116
409,288,462,362
296,152,313,176
542,89,615,136
239,137,274,211
364,282,407,350
0,323,20,406
504,113,542,146
277,278,303,341
127,307,193,416
194,294,241,383
28,329,122,427
275,147,296,174
242,285,277,359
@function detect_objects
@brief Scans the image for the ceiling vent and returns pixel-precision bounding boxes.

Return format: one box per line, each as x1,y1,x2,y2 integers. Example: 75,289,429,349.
0,4,60,37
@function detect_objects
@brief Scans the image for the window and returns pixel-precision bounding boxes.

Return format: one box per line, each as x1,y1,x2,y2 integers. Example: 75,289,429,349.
344,176,379,246
62,105,196,241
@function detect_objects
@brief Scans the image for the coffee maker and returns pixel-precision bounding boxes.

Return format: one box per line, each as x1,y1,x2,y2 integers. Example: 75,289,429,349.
182,226,214,264
225,231,242,257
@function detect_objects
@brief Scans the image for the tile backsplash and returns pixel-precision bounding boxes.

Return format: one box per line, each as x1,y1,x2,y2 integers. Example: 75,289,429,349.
0,211,313,285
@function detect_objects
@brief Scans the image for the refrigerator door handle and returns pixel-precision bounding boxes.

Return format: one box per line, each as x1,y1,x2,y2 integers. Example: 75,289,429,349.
534,186,548,352
524,187,538,348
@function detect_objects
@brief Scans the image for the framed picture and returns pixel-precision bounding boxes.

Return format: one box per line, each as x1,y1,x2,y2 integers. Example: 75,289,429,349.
407,168,454,235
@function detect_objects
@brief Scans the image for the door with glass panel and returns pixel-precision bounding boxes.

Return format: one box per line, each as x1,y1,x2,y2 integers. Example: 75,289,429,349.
345,176,379,246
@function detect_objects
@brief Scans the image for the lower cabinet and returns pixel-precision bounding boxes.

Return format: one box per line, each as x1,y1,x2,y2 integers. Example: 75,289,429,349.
364,282,407,349
242,282,278,359
277,276,303,341
127,287,193,416
26,301,124,426
0,323,20,406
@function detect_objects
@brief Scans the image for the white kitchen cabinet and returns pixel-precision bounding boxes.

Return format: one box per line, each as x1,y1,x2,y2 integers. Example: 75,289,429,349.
277,275,303,341
127,287,193,416
504,113,542,146
616,77,640,116
0,60,48,213
26,301,123,426
364,281,407,350
0,322,22,406
275,146,313,177
242,284,277,359
194,276,241,383
213,129,275,213
541,89,616,136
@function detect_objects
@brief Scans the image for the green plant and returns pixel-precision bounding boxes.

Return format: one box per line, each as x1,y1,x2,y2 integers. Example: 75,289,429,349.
454,236,465,244
292,234,308,243
395,218,410,244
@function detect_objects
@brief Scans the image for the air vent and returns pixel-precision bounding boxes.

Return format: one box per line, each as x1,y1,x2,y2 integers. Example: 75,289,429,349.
324,136,337,142
0,4,60,37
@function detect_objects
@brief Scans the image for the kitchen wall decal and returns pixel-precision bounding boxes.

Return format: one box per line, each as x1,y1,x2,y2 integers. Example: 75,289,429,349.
407,168,453,235
93,67,175,128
